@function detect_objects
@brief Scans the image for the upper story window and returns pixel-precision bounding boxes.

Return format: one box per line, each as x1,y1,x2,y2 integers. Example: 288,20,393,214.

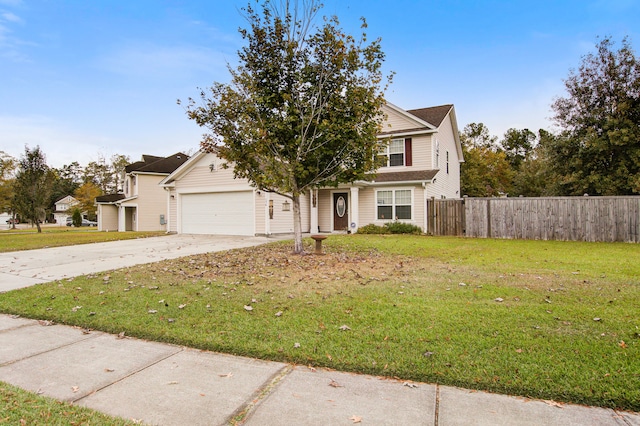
378,138,412,168
435,140,440,168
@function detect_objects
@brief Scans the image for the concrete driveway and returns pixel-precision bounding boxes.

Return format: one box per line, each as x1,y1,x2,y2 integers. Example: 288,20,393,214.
0,234,279,292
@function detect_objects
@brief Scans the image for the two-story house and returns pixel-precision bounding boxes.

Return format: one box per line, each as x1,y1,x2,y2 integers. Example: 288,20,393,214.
159,103,462,235
95,153,189,232
53,195,79,226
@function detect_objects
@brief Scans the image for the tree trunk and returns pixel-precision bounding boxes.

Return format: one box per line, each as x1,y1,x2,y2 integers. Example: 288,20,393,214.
292,193,304,254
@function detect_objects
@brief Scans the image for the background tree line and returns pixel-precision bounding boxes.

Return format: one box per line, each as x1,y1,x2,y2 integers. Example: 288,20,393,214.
461,36,640,198
0,148,129,231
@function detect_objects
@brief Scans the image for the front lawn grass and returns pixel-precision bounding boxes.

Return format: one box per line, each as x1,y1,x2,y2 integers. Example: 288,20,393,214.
0,235,638,411
0,381,136,425
0,228,165,252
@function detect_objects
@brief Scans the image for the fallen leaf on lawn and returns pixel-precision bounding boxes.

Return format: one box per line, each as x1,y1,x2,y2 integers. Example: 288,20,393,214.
515,348,523,353
326,353,333,361
117,331,126,339
167,318,176,323
148,309,158,314
619,340,627,348
593,317,601,321
494,298,504,302
71,306,82,312
349,415,362,423
544,400,564,408
71,386,79,393
219,372,233,378
38,320,54,326
423,351,434,357
329,379,343,388
339,324,351,331
244,305,253,311
178,304,187,309
275,311,283,317
294,342,301,348
158,299,165,304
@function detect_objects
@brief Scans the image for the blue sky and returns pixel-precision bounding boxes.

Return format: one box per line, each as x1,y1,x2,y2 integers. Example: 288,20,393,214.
1,0,639,168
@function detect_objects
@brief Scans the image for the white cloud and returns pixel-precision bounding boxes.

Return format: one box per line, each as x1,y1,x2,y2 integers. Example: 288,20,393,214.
1,11,21,23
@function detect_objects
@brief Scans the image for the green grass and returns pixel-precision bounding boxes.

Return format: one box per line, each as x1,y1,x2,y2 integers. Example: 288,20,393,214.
0,235,638,411
0,228,165,252
0,381,137,425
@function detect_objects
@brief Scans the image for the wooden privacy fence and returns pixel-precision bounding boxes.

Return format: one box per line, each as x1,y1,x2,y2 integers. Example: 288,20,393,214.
427,196,640,243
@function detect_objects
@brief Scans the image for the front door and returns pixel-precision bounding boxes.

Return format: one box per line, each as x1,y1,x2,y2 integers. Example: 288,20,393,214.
333,192,348,231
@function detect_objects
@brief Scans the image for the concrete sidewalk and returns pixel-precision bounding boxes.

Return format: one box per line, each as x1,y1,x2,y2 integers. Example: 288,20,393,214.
0,315,637,425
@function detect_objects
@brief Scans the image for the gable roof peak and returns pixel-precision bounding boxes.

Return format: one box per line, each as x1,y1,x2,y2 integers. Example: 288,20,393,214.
406,104,454,128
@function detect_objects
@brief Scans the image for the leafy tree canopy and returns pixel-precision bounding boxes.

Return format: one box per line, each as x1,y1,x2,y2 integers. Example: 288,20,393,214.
182,0,391,253
551,36,640,195
74,182,102,220
13,146,54,232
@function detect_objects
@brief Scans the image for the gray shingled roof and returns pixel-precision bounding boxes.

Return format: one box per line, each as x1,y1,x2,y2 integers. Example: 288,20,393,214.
407,104,453,128
369,170,439,183
95,193,126,203
125,153,189,174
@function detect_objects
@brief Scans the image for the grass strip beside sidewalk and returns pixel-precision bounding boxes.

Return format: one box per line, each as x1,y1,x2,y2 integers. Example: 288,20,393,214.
0,235,638,411
0,229,165,252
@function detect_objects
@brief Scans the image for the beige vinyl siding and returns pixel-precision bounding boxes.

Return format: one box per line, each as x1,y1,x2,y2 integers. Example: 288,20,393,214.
414,185,426,229
427,114,461,199
300,191,310,232
381,105,424,132
318,190,332,232
411,134,432,169
176,154,251,191
255,192,266,235
132,174,167,231
357,188,375,229
269,193,292,233
98,204,118,232
168,189,178,233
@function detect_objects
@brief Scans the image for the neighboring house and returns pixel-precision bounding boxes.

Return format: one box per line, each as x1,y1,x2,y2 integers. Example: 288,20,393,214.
159,103,462,236
53,195,79,225
95,153,189,232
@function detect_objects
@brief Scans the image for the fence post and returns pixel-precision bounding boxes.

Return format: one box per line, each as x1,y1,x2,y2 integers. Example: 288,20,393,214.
428,197,435,236
486,198,491,238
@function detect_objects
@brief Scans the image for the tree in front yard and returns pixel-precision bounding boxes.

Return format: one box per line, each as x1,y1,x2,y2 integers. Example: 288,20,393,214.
550,36,640,195
72,208,82,227
182,0,391,253
74,182,102,220
13,146,54,233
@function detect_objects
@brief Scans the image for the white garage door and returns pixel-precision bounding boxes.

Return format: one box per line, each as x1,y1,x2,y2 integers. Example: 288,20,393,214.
180,191,254,235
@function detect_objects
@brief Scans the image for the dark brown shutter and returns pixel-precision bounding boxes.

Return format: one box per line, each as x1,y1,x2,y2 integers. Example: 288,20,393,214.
405,138,412,166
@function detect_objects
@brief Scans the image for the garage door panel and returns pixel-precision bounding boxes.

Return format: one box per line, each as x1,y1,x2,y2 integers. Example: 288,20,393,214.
181,192,254,235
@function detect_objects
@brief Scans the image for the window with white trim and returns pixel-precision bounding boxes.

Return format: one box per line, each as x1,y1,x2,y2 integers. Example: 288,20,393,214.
377,189,412,220
378,138,405,167
435,140,440,168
